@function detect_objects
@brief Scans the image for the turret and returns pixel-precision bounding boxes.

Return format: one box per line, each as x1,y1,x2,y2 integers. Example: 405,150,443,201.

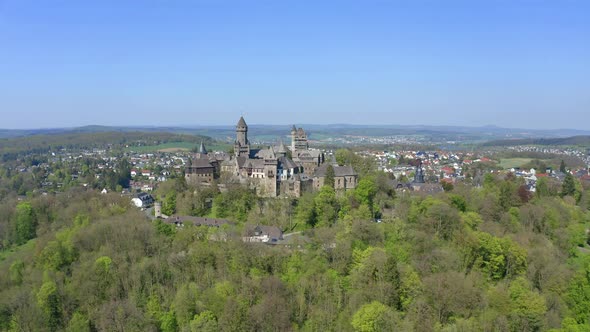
277,140,287,158
234,116,250,157
199,141,208,155
291,125,297,152
154,202,162,218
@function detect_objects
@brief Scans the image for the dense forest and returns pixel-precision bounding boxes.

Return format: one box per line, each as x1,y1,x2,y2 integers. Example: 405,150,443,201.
1,154,590,331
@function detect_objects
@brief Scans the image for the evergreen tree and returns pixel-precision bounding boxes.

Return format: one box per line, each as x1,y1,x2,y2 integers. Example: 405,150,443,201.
562,173,576,197
325,164,335,188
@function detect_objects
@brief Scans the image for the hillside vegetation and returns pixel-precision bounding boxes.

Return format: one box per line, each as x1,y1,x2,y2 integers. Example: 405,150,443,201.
1,161,590,331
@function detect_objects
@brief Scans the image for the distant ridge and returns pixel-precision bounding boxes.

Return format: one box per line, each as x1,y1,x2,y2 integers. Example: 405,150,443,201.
2,124,590,141
482,135,590,147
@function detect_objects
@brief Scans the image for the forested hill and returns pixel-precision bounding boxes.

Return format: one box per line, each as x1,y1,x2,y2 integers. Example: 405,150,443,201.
0,131,214,160
1,166,590,330
0,125,211,139
482,135,590,147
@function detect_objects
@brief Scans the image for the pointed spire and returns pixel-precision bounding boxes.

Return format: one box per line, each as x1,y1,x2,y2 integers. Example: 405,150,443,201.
199,141,207,155
237,116,247,128
278,140,287,153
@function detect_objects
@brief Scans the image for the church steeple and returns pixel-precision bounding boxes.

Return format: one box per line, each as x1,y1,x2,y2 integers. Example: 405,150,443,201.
413,159,425,183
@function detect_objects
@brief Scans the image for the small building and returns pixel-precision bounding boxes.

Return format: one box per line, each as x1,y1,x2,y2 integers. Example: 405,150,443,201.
165,215,233,228
312,164,357,191
131,192,154,208
243,225,283,243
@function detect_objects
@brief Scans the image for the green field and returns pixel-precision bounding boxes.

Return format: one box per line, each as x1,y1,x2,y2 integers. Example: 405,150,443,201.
126,142,231,153
499,158,533,169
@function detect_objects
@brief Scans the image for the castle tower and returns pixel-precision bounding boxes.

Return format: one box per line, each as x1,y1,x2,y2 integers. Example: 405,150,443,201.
234,116,250,157
154,202,162,218
195,141,208,159
291,125,297,152
263,146,278,197
277,140,287,158
295,127,308,151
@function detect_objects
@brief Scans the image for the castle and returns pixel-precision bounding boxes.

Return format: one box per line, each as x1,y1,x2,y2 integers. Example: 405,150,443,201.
185,116,357,197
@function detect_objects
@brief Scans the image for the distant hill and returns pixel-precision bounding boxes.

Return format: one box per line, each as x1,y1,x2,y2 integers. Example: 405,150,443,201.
0,125,205,139
481,135,590,147
0,131,214,161
2,124,590,145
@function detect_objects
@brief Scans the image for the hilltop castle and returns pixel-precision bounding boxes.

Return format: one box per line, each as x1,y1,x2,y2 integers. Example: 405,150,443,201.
186,116,357,197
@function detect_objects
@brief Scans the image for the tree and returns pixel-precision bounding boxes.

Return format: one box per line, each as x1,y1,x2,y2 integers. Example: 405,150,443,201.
325,164,335,188
14,202,36,245
94,256,113,300
160,311,178,332
441,181,454,192
65,312,90,332
508,277,547,331
190,311,218,332
354,178,377,210
560,160,567,173
314,186,338,227
562,173,577,198
294,192,316,228
116,158,132,188
37,280,63,332
162,191,177,216
351,301,398,332
335,149,350,166
566,257,590,325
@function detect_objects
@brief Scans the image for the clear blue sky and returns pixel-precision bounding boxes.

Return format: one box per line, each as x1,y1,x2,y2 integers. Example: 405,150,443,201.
1,0,588,129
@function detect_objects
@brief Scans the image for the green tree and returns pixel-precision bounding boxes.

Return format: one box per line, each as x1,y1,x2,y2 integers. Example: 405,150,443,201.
467,232,527,280
535,177,555,198
160,311,178,332
566,257,590,324
14,202,36,245
314,186,338,226
355,177,377,209
508,277,547,331
36,281,63,332
146,293,163,322
351,301,398,332
441,181,454,192
94,256,113,300
294,192,316,228
335,149,350,166
162,191,177,216
155,219,175,237
325,164,335,188
562,173,577,198
65,312,90,332
560,160,567,173
190,311,218,332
